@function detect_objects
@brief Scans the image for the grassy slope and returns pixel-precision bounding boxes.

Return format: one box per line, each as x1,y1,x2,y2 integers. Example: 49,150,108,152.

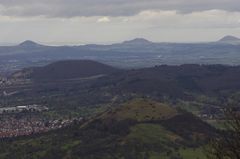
126,123,207,159
127,123,180,144
100,99,178,121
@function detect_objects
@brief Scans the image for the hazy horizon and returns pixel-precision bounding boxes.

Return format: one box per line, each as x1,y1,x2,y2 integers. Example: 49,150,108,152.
1,35,239,46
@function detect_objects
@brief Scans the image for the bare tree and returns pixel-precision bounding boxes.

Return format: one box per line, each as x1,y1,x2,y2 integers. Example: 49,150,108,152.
207,107,240,159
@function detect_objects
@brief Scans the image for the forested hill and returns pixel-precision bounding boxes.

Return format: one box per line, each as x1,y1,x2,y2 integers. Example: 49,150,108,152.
11,60,120,81
9,63,240,104
94,64,240,97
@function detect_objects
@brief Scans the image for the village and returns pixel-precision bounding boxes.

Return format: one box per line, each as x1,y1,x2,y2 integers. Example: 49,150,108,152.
0,115,83,139
0,104,49,114
0,104,83,139
0,77,11,86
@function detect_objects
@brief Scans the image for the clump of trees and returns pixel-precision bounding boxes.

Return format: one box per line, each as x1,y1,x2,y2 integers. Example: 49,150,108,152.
207,107,240,159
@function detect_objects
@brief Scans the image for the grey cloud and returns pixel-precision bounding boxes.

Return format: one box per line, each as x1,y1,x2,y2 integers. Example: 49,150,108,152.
0,0,239,17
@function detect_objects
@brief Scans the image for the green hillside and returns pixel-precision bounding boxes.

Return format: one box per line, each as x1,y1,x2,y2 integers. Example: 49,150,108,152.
0,98,216,159
99,99,178,121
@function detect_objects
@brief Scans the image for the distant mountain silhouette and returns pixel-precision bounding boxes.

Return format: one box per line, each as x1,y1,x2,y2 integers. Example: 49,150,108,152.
218,35,240,44
12,60,120,80
19,40,43,47
122,38,153,45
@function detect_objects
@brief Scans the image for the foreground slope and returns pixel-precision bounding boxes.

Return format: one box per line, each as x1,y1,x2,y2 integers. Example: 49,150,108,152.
0,99,217,159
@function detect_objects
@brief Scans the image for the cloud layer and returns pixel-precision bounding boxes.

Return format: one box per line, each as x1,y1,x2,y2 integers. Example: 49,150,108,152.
0,0,239,17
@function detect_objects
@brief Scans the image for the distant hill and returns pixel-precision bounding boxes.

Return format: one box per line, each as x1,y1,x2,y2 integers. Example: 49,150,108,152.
12,60,120,81
18,40,44,48
218,35,240,44
0,98,217,159
122,38,154,45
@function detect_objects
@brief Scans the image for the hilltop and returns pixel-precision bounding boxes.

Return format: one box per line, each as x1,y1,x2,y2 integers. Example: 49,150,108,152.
18,40,43,47
98,99,178,121
122,38,154,45
218,35,240,44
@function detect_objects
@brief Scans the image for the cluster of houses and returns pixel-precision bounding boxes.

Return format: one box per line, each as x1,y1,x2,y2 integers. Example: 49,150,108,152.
198,106,224,119
0,104,49,114
197,106,240,120
0,77,12,86
0,77,7,85
0,116,83,138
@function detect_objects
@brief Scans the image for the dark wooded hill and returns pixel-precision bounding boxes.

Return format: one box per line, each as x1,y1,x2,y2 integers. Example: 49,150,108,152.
12,60,121,81
7,63,240,108
94,64,240,98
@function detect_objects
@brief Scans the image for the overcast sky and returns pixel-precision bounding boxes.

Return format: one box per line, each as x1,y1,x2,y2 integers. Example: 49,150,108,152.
0,0,240,45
